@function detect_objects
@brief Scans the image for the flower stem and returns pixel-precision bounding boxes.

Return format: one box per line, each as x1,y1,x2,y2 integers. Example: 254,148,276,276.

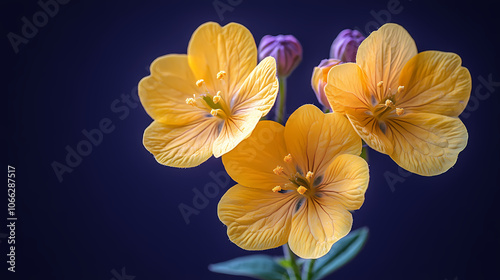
283,244,301,280
360,141,369,162
275,77,287,125
305,259,315,280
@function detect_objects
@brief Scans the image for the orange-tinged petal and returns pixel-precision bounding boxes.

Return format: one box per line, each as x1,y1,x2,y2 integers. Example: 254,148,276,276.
325,63,372,114
143,118,220,167
212,110,262,158
318,154,369,210
221,121,292,188
187,22,257,95
231,57,279,116
284,105,362,176
356,23,417,102
218,184,298,251
385,112,468,176
288,198,353,259
346,112,394,155
396,51,472,117
139,54,207,125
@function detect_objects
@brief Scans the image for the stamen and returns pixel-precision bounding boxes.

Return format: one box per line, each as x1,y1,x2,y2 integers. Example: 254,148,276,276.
396,108,405,115
305,171,314,181
185,97,195,106
196,79,205,87
213,91,221,104
210,109,221,116
283,154,292,163
385,99,394,107
272,186,282,193
216,71,227,80
273,165,284,175
398,86,405,93
297,186,307,195
377,81,384,88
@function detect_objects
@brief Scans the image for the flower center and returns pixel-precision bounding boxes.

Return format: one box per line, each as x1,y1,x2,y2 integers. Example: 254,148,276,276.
369,82,406,121
271,153,316,196
185,71,231,119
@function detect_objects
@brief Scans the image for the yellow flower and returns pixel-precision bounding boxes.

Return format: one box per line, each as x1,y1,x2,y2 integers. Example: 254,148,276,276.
325,23,471,176
218,105,369,259
139,22,279,167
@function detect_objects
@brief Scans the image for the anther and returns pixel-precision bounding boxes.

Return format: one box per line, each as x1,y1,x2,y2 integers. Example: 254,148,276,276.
297,186,307,195
306,171,314,181
398,86,405,93
185,97,195,106
213,91,221,104
210,109,220,116
273,166,284,175
396,108,405,116
272,186,282,193
283,154,292,163
377,81,384,88
216,71,227,80
196,79,205,87
385,99,394,107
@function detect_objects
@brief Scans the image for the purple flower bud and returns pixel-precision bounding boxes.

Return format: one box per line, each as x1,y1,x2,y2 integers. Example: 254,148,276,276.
258,35,302,77
311,58,341,110
330,29,365,63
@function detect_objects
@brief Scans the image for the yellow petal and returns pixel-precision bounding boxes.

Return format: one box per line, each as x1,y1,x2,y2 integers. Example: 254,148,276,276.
284,105,362,176
288,198,353,259
385,112,468,176
212,109,262,158
143,118,220,168
346,112,394,155
187,22,257,95
231,57,279,116
325,63,372,114
356,23,417,102
318,154,369,210
397,51,472,117
221,121,292,188
218,184,298,251
139,54,207,125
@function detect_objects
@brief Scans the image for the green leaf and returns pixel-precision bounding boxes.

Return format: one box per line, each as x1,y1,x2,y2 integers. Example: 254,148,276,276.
209,254,289,280
310,227,369,280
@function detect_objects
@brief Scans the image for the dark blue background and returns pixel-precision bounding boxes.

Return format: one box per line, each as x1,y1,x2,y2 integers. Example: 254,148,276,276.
3,0,499,279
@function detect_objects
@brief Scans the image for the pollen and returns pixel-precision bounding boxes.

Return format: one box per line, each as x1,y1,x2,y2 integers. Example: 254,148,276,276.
377,81,384,88
196,79,205,87
306,171,314,180
297,186,307,195
185,97,195,106
385,99,394,107
396,108,405,115
273,165,284,175
213,91,221,104
272,186,282,193
283,154,292,163
398,86,405,93
216,71,227,80
210,109,219,116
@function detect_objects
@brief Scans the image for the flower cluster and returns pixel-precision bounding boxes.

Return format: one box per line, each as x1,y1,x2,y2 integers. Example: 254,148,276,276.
138,22,471,261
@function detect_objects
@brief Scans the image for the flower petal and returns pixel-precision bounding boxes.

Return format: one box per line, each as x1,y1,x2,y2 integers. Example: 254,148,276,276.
218,184,298,251
288,198,353,259
345,112,394,155
143,118,220,167
325,63,371,114
396,51,472,117
139,54,207,125
284,105,362,176
386,112,468,176
187,22,257,96
231,57,279,116
318,154,369,210
212,110,262,158
356,23,417,102
221,121,292,188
